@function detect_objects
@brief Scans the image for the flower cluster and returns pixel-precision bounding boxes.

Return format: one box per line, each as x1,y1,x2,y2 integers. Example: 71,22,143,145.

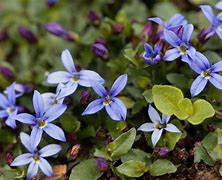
143,5,222,97
0,49,128,179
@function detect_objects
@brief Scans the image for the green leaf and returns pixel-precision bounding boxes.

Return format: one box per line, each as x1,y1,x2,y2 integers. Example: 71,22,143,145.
150,159,177,176
94,148,112,161
60,114,81,133
69,159,103,180
143,89,153,103
165,131,182,150
0,129,16,144
175,98,193,120
219,165,222,176
217,128,222,144
118,96,135,109
188,99,215,125
123,48,140,68
152,85,184,115
107,128,136,160
194,145,216,166
166,73,189,89
121,149,152,166
116,160,148,177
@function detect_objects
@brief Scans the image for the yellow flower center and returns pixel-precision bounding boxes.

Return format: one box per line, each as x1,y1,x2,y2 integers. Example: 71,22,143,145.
103,95,112,105
6,107,15,114
38,119,47,128
201,71,211,79
71,75,80,83
178,44,187,55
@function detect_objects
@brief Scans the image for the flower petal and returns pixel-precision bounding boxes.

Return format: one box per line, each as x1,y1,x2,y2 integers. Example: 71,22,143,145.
39,144,61,157
163,48,180,61
61,49,76,73
112,98,127,120
15,113,36,124
105,100,126,121
161,114,171,124
200,5,215,23
42,92,57,111
110,74,128,97
39,157,54,177
163,29,181,47
20,132,34,153
30,126,43,149
151,129,163,147
215,1,222,10
167,13,187,28
0,93,9,109
148,105,161,123
148,17,165,27
26,161,39,180
211,61,222,72
182,24,194,43
79,70,105,87
216,28,222,40
5,117,16,129
6,82,16,106
44,104,67,122
0,110,8,118
47,71,71,84
82,99,104,115
33,90,44,118
10,153,33,166
190,75,208,97
89,80,107,97
144,43,154,56
44,123,66,142
209,73,222,90
165,124,181,133
138,123,155,132
57,82,78,99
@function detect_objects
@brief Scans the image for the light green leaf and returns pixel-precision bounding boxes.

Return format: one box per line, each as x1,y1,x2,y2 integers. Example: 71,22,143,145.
175,98,193,120
143,89,153,103
60,114,81,133
150,159,177,176
165,131,182,150
69,159,103,180
152,85,184,115
94,148,112,161
188,99,215,125
121,149,152,166
107,128,136,160
116,160,148,177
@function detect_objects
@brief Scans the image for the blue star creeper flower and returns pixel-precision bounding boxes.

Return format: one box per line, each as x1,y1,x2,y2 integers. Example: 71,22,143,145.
11,132,61,180
200,5,222,40
190,52,222,97
0,82,18,128
138,105,181,147
143,42,162,65
42,83,71,110
47,49,104,95
15,90,67,147
82,74,127,121
148,14,187,30
163,24,196,63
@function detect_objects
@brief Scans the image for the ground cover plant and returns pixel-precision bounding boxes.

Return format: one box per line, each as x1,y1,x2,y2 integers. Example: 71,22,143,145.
1,0,222,179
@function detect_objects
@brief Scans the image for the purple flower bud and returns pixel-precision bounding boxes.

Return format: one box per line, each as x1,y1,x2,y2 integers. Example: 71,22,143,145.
46,0,58,7
5,152,14,166
92,43,108,59
70,144,80,159
18,26,38,44
95,37,106,45
88,10,100,24
112,23,124,34
80,91,91,105
207,123,216,132
44,23,67,37
96,158,108,172
0,31,9,41
0,66,14,79
142,22,158,43
157,147,169,157
198,27,215,44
